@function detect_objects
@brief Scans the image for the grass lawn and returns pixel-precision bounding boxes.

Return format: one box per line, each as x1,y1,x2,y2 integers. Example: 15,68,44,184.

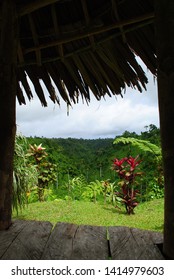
13,198,164,232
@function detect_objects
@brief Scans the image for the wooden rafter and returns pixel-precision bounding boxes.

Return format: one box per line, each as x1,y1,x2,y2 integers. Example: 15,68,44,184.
18,0,61,16
24,12,154,55
112,0,126,43
18,18,153,67
28,14,41,65
17,41,24,64
81,0,95,48
51,4,64,59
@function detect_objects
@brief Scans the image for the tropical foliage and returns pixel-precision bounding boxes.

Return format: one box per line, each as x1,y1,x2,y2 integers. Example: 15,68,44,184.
113,137,161,157
113,156,142,214
27,144,57,201
82,180,103,203
13,135,38,213
13,124,163,216
113,133,164,201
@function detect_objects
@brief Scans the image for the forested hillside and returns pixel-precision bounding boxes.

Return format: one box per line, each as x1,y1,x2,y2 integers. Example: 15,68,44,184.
27,124,160,185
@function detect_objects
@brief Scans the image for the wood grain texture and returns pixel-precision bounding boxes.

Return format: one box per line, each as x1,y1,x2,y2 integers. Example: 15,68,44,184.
0,221,164,260
70,224,108,260
42,222,78,259
108,226,164,260
42,223,108,259
0,220,27,258
1,220,53,260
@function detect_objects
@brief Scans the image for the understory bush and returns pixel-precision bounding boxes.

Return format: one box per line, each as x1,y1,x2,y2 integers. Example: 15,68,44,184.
112,156,142,214
27,144,57,201
13,135,38,213
144,182,164,200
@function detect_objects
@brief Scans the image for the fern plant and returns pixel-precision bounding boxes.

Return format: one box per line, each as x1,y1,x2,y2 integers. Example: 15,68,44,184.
113,136,163,200
113,137,161,157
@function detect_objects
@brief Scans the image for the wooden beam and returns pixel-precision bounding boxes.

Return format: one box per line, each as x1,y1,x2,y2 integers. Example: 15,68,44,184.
18,0,61,16
81,0,95,48
28,14,41,65
155,0,174,259
0,0,17,230
24,12,154,55
17,41,24,64
18,18,153,67
51,4,64,59
111,0,126,43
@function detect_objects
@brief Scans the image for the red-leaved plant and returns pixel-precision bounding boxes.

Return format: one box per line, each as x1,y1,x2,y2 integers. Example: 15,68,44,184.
113,156,142,214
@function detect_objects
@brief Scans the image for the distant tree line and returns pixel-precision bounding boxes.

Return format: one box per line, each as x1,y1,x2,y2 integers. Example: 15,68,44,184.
26,124,160,185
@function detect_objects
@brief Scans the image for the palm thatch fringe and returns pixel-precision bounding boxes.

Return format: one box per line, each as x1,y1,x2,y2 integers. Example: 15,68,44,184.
1,0,157,106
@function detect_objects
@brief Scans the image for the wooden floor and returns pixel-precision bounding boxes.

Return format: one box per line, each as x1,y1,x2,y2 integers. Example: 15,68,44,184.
0,220,164,260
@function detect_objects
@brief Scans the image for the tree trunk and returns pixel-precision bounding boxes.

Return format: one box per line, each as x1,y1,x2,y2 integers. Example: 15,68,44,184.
155,0,174,259
0,0,17,229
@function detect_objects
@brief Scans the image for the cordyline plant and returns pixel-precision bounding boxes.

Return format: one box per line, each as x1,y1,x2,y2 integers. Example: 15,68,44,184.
27,144,57,202
112,156,142,214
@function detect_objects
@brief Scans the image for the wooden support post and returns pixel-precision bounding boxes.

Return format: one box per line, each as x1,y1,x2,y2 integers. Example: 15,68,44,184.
0,0,17,229
155,0,174,259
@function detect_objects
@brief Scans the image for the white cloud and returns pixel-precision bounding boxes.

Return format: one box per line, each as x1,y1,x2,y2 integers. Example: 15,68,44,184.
16,71,159,139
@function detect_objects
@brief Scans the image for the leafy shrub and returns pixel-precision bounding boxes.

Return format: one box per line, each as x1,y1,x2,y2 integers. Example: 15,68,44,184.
112,156,142,214
13,135,38,212
103,180,122,207
27,144,57,201
43,188,60,202
65,175,86,200
145,182,164,200
82,180,103,203
27,186,39,203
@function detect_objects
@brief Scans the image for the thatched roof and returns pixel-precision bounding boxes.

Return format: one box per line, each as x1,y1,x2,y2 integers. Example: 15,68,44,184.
0,0,156,107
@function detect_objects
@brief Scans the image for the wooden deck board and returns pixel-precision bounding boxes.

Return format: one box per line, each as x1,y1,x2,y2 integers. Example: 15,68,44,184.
108,226,164,260
42,223,108,259
1,220,53,260
0,220,27,259
42,223,79,259
68,224,108,260
0,220,164,260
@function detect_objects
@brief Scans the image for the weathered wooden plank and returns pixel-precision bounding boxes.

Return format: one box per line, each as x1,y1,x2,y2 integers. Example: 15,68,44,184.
42,222,79,259
1,220,53,260
0,221,165,260
0,220,27,259
143,229,163,245
42,222,108,259
131,228,164,259
71,224,108,260
108,226,164,260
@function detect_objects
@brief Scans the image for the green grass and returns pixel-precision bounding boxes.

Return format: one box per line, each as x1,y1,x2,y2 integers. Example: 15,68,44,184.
13,198,164,232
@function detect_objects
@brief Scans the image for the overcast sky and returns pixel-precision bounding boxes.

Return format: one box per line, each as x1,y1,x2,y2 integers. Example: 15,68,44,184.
16,68,159,139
